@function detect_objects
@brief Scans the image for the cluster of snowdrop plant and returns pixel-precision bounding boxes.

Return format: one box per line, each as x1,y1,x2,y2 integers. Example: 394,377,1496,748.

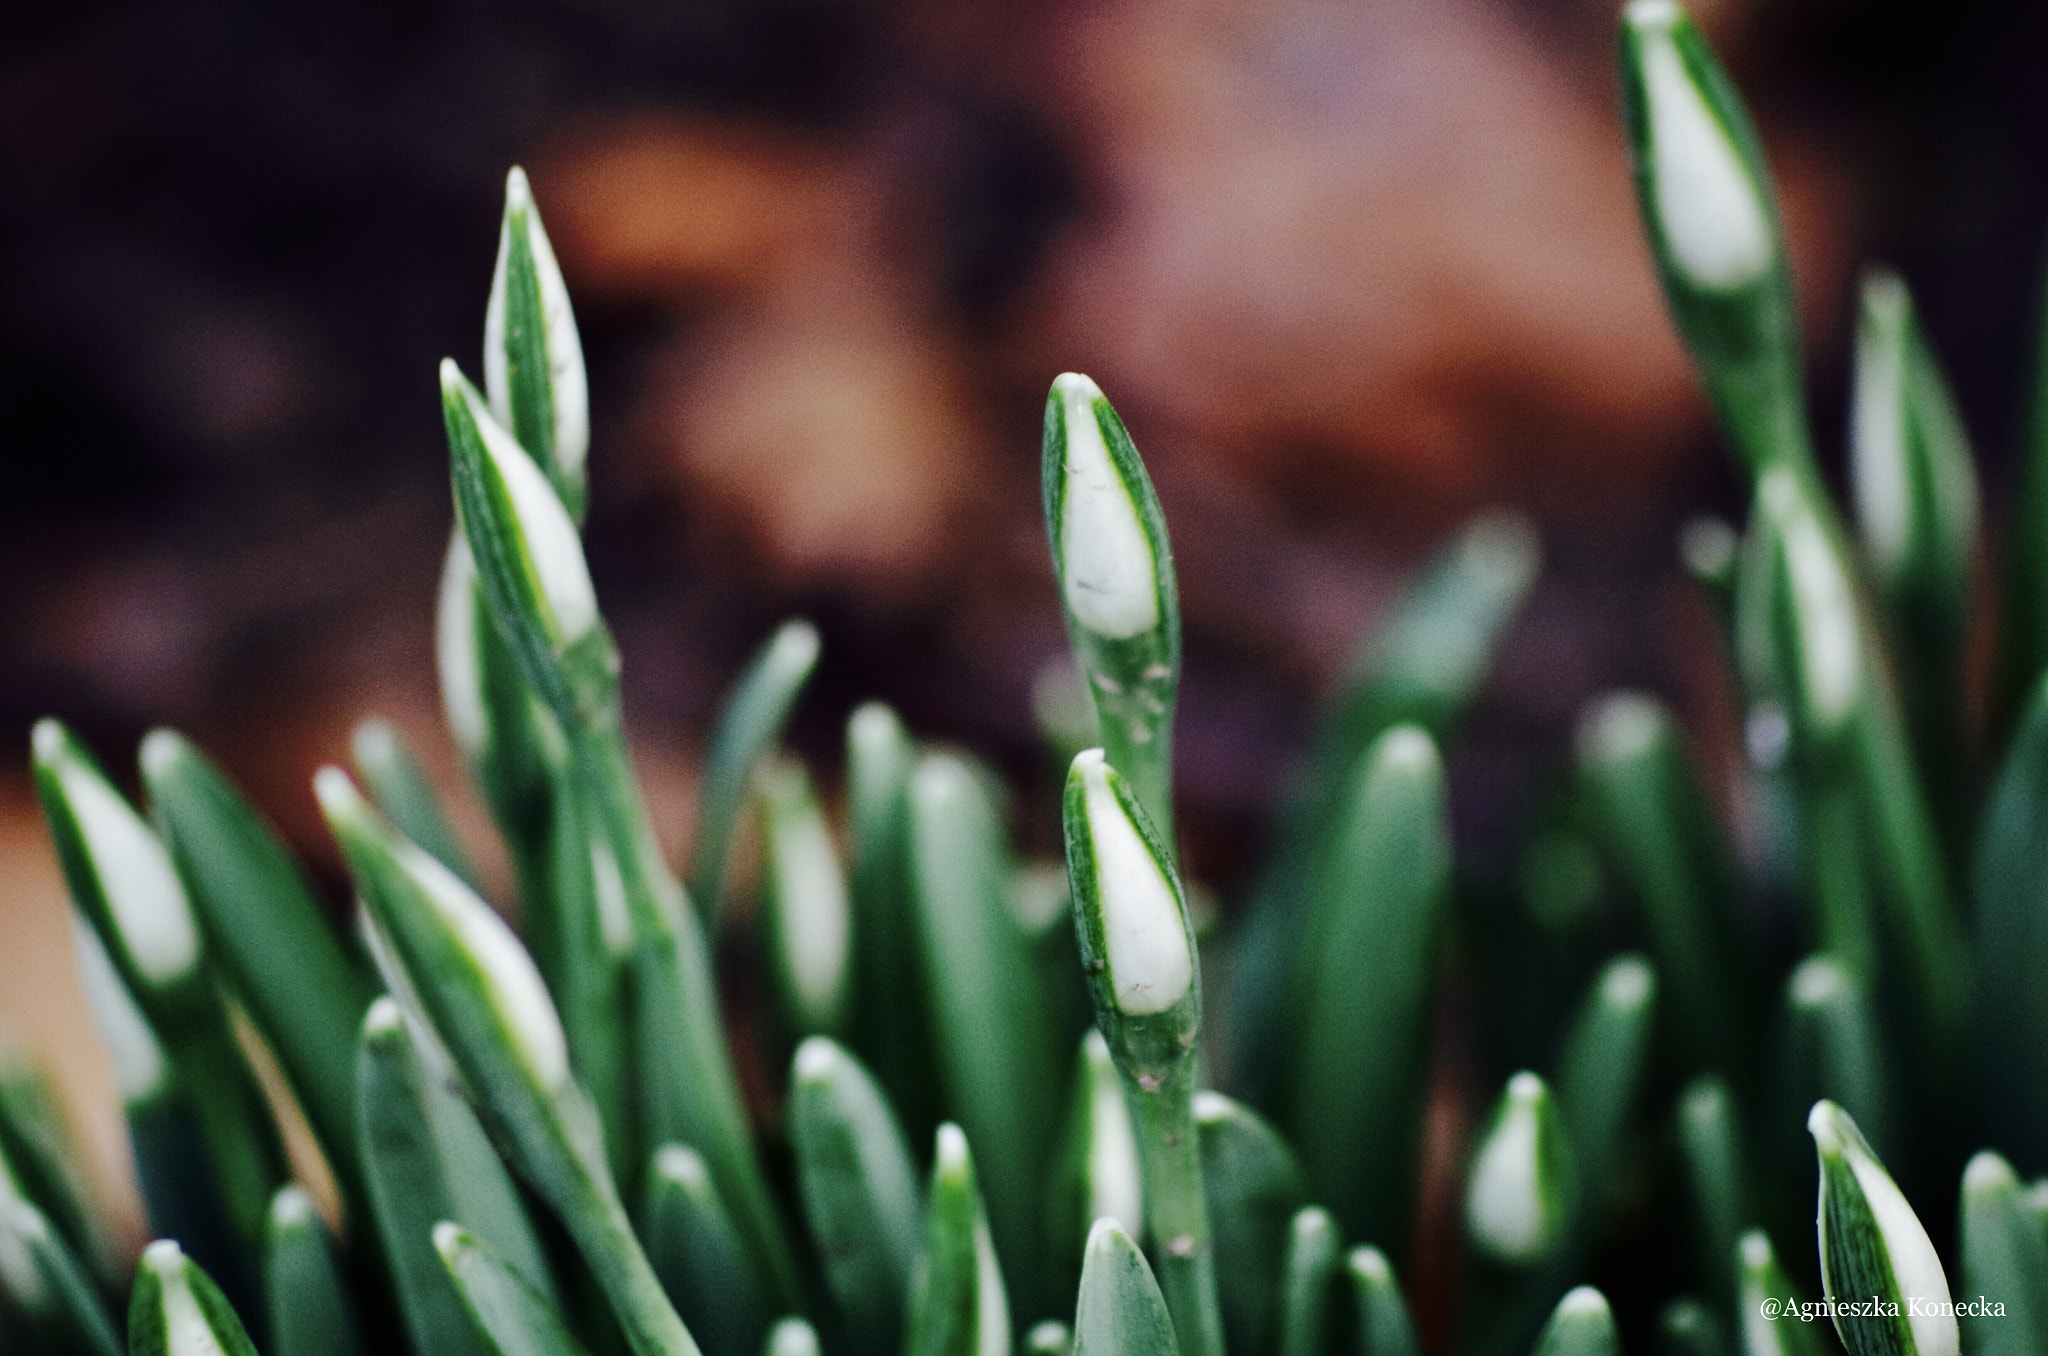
12,6,2048,1356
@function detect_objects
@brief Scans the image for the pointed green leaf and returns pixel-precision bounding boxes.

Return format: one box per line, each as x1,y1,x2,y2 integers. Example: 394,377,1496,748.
1532,1288,1619,1356
1959,1152,2048,1356
1074,1218,1181,1356
906,1125,1011,1356
691,619,820,925
353,717,480,887
641,1144,772,1356
0,1056,116,1291
1736,1231,1831,1356
436,1222,594,1356
1555,955,1658,1218
1288,723,1448,1246
1198,1092,1309,1356
1784,959,1890,1160
0,1197,120,1356
1466,1073,1574,1266
1050,1030,1144,1293
139,729,377,1205
1348,1247,1420,1356
264,1186,362,1356
1810,1100,1957,1356
1971,673,2048,1168
786,1038,921,1355
1276,1207,1340,1356
1675,1077,1745,1306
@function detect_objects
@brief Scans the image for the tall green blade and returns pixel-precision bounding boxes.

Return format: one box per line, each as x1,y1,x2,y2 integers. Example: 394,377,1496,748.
1971,673,2048,1168
641,1145,772,1356
1275,1207,1340,1356
910,751,1062,1307
356,997,557,1356
0,1197,121,1356
906,1125,1012,1356
264,1185,364,1356
1348,1247,1420,1356
1782,958,1890,1162
1675,1077,1745,1307
1958,1152,2048,1356
0,1056,116,1292
1049,1031,1145,1298
1287,724,1448,1247
690,619,820,926
2003,243,2048,721
1198,1092,1308,1356
139,729,377,1207
1532,1289,1619,1356
758,758,852,1039
1554,955,1658,1220
1073,1219,1181,1356
786,1039,922,1356
1735,1232,1830,1356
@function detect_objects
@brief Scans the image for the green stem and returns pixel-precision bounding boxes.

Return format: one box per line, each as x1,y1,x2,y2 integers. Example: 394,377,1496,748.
552,1131,701,1356
1123,1060,1224,1356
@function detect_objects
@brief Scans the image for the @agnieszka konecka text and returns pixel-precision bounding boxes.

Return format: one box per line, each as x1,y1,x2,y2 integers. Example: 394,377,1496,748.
1759,1296,2007,1321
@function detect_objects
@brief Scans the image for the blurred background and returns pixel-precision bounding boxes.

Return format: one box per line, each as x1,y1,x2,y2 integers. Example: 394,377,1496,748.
5,0,2048,1248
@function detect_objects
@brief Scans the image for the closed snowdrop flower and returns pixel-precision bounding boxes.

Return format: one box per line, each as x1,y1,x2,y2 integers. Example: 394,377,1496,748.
1050,373,1160,642
131,1239,259,1356
485,165,589,518
1466,1072,1572,1265
1069,750,1192,1024
1810,1101,1958,1356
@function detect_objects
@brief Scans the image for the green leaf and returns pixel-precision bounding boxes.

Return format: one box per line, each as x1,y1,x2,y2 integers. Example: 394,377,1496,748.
1231,511,1536,1106
1810,1100,1958,1356
1576,692,1750,1074
436,1223,595,1356
0,1197,121,1356
1675,1077,1745,1306
1555,955,1658,1219
844,702,938,1150
484,166,588,523
139,729,378,1208
0,1056,116,1292
1042,373,1181,846
356,994,556,1356
1735,1231,1831,1356
1348,1247,1420,1356
1617,0,1805,476
263,1186,363,1356
1783,959,1890,1162
353,717,480,887
1531,1288,1619,1356
2002,249,2048,716
1198,1092,1309,1356
906,1125,1012,1356
127,1239,261,1356
758,758,852,1038
1287,723,1448,1247
1847,271,1979,835
786,1039,922,1356
1958,1152,2048,1356
1465,1073,1574,1267
641,1144,772,1356
910,751,1063,1306
1073,1218,1181,1356
1276,1207,1340,1356
1970,674,2048,1168
690,619,821,925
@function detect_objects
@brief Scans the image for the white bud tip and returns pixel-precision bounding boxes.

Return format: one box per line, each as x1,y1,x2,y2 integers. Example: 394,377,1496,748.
1193,1090,1235,1124
505,165,532,210
1055,373,1161,640
1075,751,1193,1016
432,1221,466,1261
1680,518,1739,579
1790,956,1850,1008
769,1319,823,1356
1578,692,1667,766
1559,1287,1611,1320
1808,1100,1847,1154
363,995,406,1037
1467,1073,1554,1261
1375,725,1440,776
1349,1246,1392,1284
772,619,823,672
1508,1071,1545,1103
314,766,364,821
1964,1152,2017,1198
936,1123,970,1175
1631,0,1773,292
138,728,186,782
793,1037,840,1084
1740,1230,1773,1271
269,1185,318,1231
1084,1216,1130,1254
654,1144,710,1190
142,1238,185,1275
1601,957,1656,1010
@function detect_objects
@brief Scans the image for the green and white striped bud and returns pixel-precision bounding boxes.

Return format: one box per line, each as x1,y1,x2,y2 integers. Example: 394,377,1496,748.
129,1238,261,1356
485,166,589,522
443,359,609,722
317,768,570,1106
1810,1100,1957,1356
1062,750,1198,1080
1073,1218,1179,1356
1749,469,1864,743
1042,373,1180,844
32,719,202,1000
906,1124,1011,1356
1465,1072,1574,1266
68,916,170,1107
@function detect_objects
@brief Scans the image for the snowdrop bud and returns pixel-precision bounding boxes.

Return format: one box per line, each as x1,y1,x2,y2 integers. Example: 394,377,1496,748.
1811,1100,1957,1356
1466,1072,1573,1265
